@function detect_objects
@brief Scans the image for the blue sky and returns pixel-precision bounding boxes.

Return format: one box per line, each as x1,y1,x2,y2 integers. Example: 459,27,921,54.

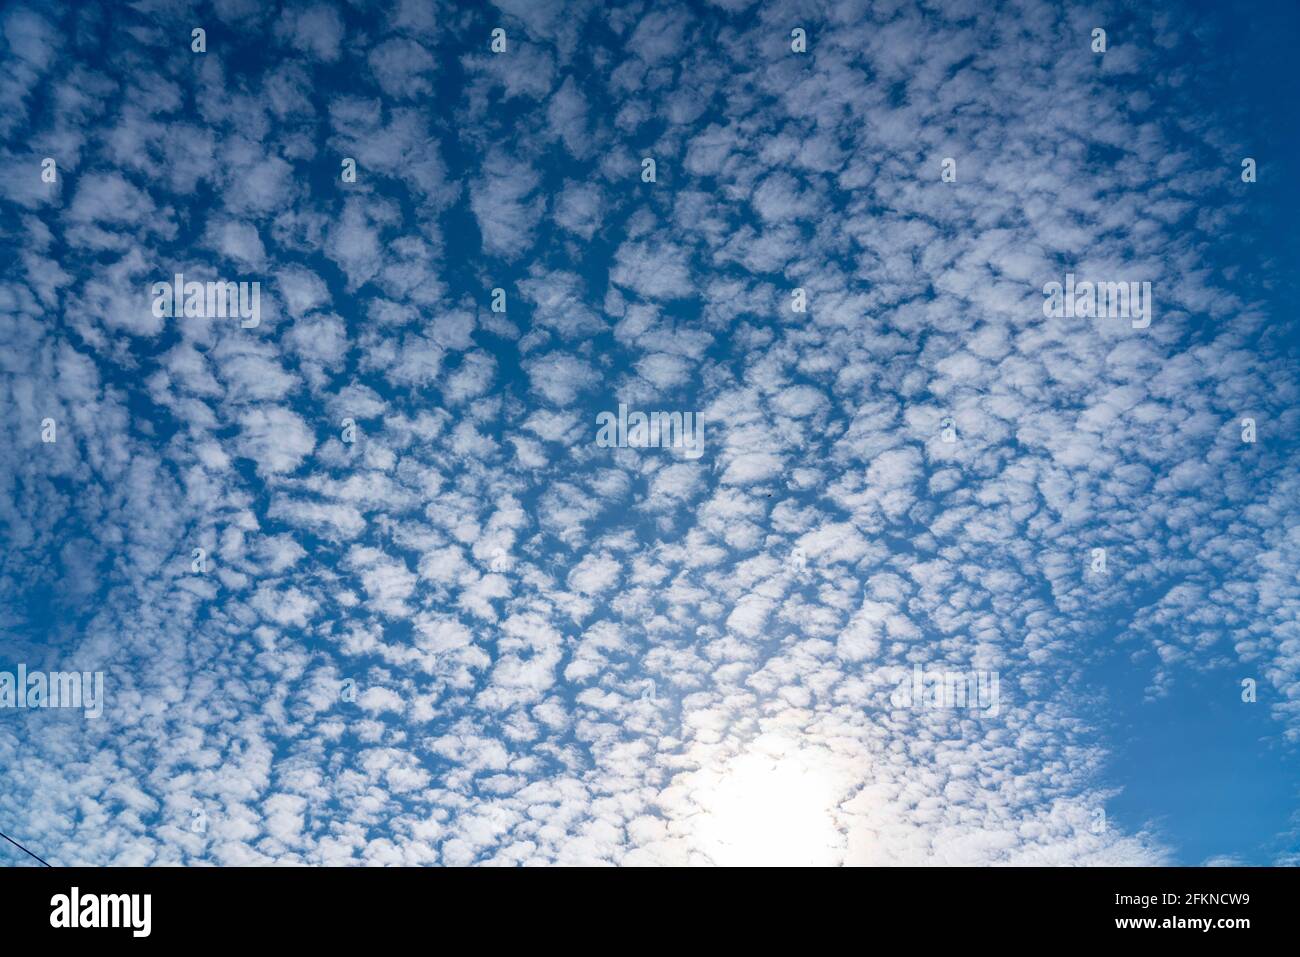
1,0,1297,866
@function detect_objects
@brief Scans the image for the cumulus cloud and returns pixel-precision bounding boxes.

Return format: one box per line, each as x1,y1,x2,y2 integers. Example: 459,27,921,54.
236,407,316,475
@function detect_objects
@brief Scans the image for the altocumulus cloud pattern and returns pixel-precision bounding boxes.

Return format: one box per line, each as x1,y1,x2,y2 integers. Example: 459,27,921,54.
1,0,1298,867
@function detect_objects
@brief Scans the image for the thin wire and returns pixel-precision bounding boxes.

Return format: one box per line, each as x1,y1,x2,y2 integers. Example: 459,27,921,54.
0,828,52,867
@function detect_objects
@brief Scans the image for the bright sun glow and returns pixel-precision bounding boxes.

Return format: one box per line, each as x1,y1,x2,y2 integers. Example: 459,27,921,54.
687,751,845,866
